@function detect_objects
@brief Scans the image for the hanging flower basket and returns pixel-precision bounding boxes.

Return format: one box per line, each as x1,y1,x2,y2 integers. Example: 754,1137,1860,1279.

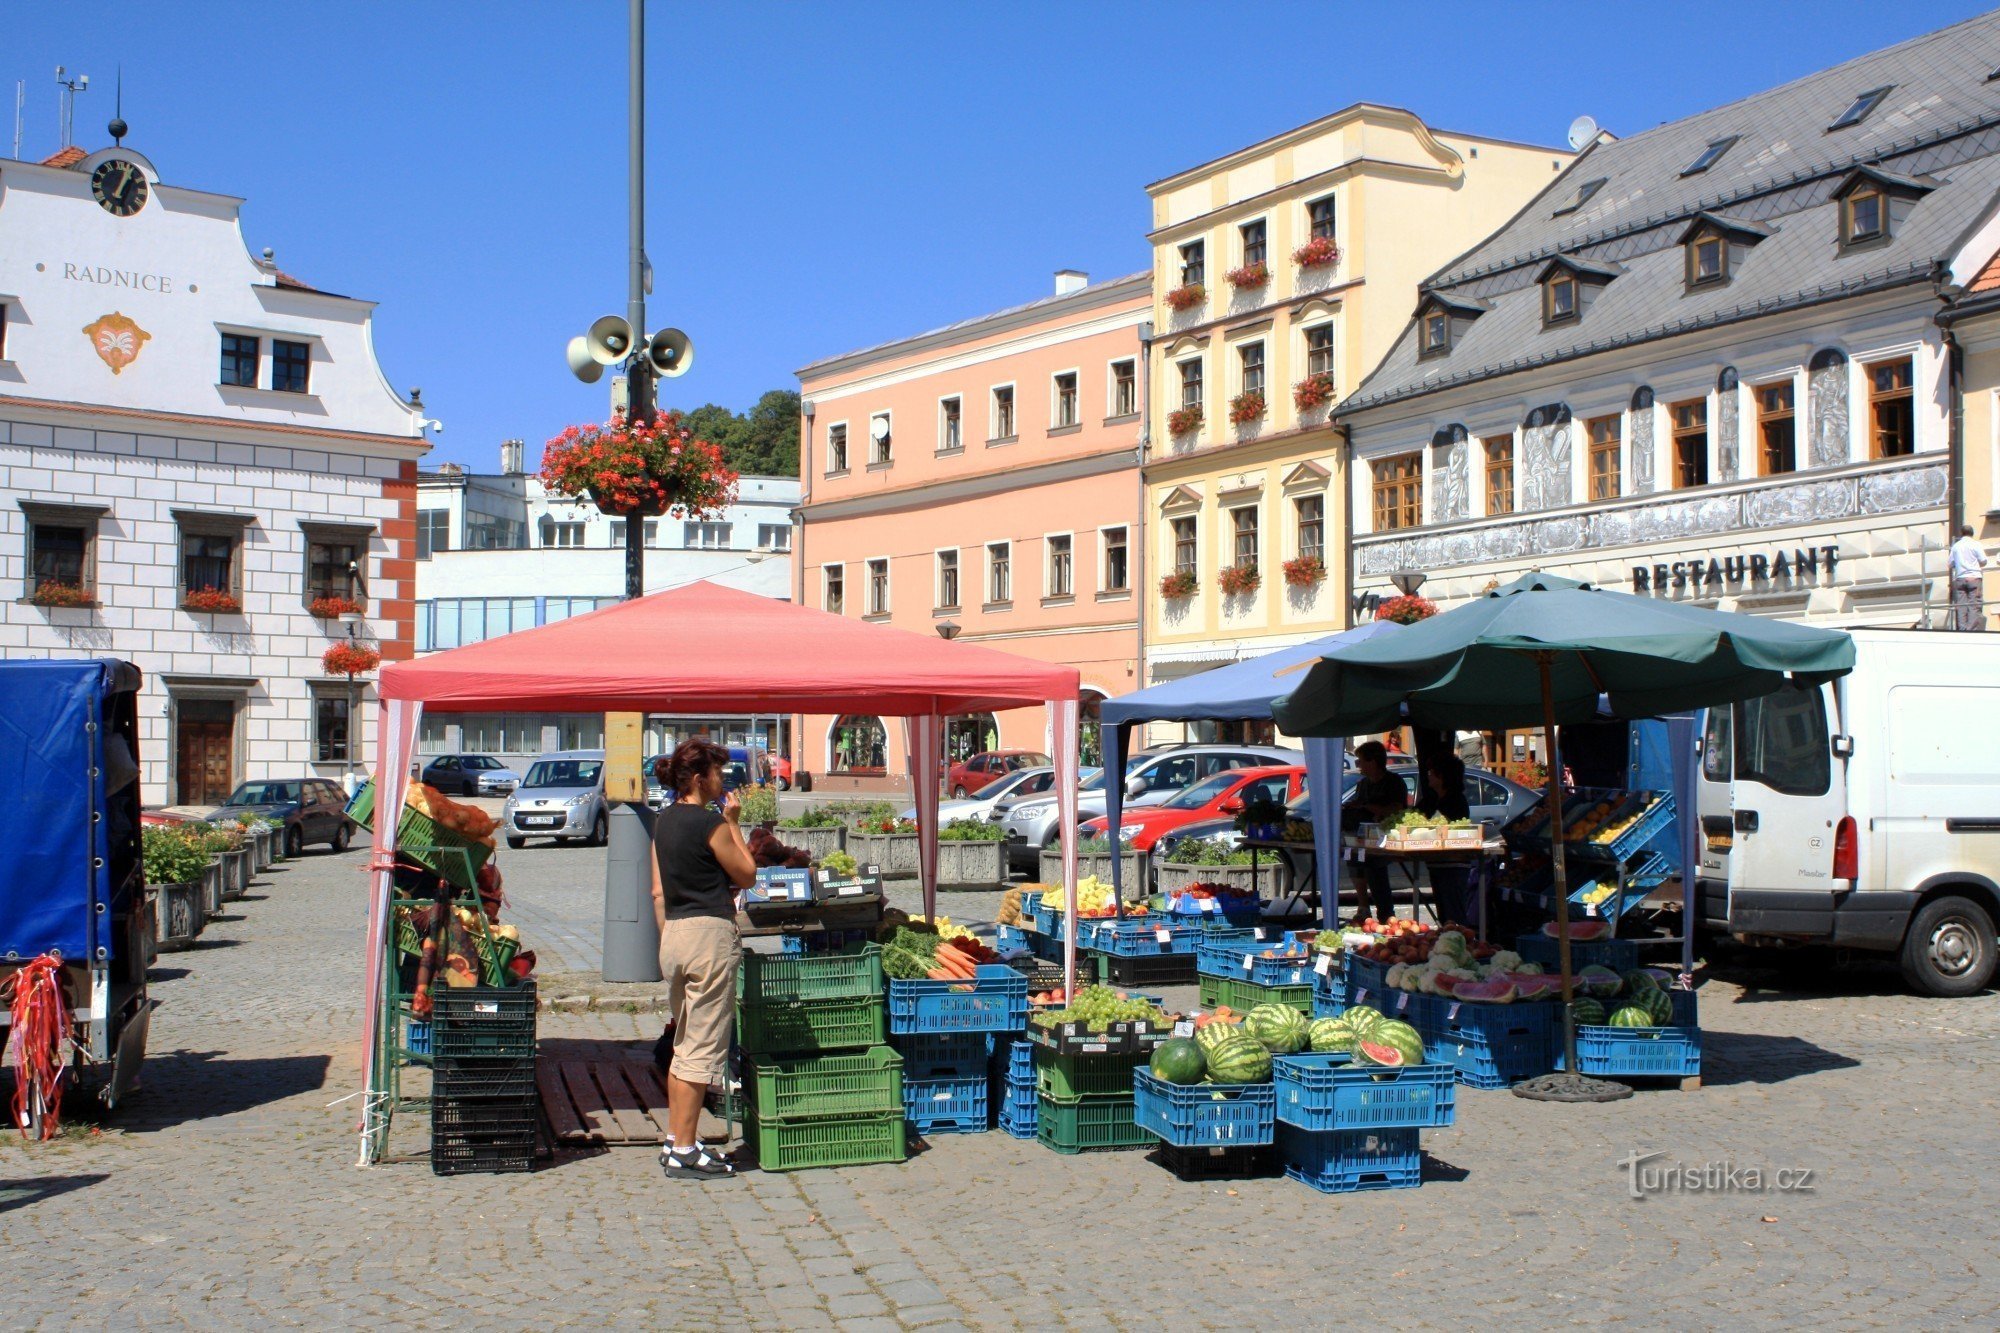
183,587,242,614
539,408,738,519
1225,262,1269,291
322,643,381,676
1293,373,1336,412
1293,236,1340,270
1375,593,1438,625
1228,391,1266,425
1165,283,1206,312
308,594,364,619
31,581,94,609
1159,570,1198,599
1217,563,1261,596
1283,555,1326,588
1167,405,1204,437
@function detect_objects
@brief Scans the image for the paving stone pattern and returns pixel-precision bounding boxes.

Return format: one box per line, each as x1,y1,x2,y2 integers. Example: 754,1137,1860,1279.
4,841,1999,1327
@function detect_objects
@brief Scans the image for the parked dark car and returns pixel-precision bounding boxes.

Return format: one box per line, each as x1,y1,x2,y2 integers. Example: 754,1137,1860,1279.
209,777,354,857
420,753,521,796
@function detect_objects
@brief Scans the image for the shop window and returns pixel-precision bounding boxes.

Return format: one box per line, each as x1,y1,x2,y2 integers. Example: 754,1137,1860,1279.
829,715,888,774
1866,357,1914,458
1372,454,1422,531
1484,435,1514,515
1757,381,1796,475
1671,399,1709,488
1587,415,1621,500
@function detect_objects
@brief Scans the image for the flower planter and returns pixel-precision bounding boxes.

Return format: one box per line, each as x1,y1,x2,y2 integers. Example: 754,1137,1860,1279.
776,824,847,860
221,848,252,901
1154,861,1263,896
201,860,225,914
154,881,205,951
268,827,287,863
247,828,268,874
1039,846,1146,888
849,830,921,879
936,839,1007,890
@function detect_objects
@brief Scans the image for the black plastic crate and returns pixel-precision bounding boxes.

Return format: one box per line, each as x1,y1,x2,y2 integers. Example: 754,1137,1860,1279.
430,1134,536,1176
430,1094,539,1136
1098,952,1197,987
1152,1143,1281,1181
430,983,538,1060
431,1057,536,1099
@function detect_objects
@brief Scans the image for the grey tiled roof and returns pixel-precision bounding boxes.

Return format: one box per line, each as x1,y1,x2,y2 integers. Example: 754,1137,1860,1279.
1343,11,2000,414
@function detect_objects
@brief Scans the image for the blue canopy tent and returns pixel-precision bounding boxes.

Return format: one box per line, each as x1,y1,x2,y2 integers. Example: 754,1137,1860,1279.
1098,620,1403,928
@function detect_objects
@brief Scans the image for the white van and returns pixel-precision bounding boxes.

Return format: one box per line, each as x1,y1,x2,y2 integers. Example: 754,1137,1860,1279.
1696,629,2000,996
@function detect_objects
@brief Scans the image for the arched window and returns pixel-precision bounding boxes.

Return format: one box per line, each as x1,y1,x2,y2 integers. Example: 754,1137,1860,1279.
944,713,999,766
1079,689,1108,767
828,715,888,775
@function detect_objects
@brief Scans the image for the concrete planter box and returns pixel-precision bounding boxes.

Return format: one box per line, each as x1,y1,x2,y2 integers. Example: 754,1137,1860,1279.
1154,860,1262,897
267,826,287,863
848,831,921,879
936,838,1008,890
246,828,267,873
773,824,846,860
1039,847,1146,889
154,881,205,951
202,860,225,914
221,848,251,901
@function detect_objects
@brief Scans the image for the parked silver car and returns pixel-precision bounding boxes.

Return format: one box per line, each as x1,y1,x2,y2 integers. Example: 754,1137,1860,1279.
996,744,1301,873
503,749,609,848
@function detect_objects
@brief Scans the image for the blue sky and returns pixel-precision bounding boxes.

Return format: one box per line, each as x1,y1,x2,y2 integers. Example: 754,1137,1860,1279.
5,1,1990,470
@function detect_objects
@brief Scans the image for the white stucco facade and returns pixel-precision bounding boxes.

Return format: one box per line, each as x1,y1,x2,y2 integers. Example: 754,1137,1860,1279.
0,142,427,806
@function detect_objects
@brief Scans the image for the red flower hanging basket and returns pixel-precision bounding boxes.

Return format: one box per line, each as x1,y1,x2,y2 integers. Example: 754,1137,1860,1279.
539,408,739,519
1218,563,1261,596
1293,236,1340,270
1375,593,1438,625
1293,373,1336,412
1226,262,1269,291
322,643,381,676
1165,283,1206,312
1282,555,1326,588
1228,391,1266,425
1167,405,1204,437
1159,570,1198,599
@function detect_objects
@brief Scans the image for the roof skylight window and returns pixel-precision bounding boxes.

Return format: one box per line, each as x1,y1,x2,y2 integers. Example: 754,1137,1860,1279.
1551,177,1606,217
1829,86,1892,131
1681,136,1738,176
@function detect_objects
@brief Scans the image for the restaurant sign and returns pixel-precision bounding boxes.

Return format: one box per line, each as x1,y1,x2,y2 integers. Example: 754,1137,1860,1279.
1631,544,1840,596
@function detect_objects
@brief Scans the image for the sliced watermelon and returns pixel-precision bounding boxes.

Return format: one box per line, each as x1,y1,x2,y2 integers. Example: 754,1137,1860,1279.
1541,919,1609,941
1354,1040,1408,1067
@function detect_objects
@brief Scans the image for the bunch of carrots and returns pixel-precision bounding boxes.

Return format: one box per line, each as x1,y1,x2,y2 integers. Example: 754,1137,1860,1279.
926,936,998,980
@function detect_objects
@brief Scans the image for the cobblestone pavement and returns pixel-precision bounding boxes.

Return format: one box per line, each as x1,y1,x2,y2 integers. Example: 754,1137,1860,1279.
5,841,2000,1329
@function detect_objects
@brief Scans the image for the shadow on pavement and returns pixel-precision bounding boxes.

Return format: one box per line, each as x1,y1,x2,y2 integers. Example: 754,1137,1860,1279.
1703,950,1923,1001
0,1173,109,1214
116,1051,333,1131
1699,1031,1861,1086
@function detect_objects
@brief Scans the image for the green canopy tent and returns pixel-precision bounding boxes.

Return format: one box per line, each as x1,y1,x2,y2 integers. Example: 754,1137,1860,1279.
1272,573,1856,1099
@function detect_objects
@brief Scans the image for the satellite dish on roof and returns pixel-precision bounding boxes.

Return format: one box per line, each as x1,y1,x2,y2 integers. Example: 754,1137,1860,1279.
1567,115,1600,152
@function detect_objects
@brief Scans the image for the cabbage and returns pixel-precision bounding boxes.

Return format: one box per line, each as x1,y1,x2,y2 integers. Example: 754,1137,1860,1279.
1489,950,1523,972
1384,963,1410,989
1433,931,1471,964
1446,967,1478,982
1514,961,1544,976
1415,970,1441,995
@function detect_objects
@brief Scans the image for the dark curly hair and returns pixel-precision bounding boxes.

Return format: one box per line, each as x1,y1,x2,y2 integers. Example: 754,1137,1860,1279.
661,739,729,798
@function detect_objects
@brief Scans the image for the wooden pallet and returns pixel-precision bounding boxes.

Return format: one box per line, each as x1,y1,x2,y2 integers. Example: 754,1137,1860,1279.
537,1059,675,1146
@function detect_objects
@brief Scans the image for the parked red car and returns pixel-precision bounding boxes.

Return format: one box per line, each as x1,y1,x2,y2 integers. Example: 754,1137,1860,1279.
1080,764,1306,851
947,749,1052,798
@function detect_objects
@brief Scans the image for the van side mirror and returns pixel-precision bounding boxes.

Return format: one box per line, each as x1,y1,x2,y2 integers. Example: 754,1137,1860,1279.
1831,734,1854,759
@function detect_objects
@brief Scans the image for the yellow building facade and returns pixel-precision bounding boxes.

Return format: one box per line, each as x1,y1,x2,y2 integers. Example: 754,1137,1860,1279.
1141,104,1569,712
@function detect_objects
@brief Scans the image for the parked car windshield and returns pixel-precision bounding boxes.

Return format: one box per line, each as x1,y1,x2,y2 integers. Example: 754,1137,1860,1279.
522,759,602,789
1163,772,1242,811
228,781,302,805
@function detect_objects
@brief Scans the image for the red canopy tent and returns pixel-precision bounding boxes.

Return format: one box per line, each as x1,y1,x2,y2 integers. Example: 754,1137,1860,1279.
356,581,1084,1162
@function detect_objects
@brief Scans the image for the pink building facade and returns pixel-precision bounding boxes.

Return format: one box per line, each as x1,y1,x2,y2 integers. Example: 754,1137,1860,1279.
795,272,1150,791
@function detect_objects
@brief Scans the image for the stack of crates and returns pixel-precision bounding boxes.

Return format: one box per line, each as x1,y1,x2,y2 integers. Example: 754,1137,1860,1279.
991,1033,1037,1139
1270,1051,1455,1195
1033,1043,1153,1154
739,943,904,1171
428,982,538,1175
891,1031,990,1134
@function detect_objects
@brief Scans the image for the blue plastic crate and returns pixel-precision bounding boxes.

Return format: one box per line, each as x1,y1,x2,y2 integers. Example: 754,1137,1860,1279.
991,1034,1036,1081
998,1104,1039,1139
1132,1070,1276,1147
1275,1123,1423,1195
893,1030,992,1078
405,1019,433,1057
1425,999,1560,1088
1589,790,1676,864
1083,918,1201,957
888,965,1030,1035
996,923,1032,953
1271,1053,1457,1132
1312,994,1345,1020
1514,931,1642,972
1565,988,1701,1079
1196,933,1313,985
1164,894,1264,928
904,1073,989,1134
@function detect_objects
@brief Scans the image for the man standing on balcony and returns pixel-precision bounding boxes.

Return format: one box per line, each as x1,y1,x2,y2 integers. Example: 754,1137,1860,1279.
1949,526,1988,631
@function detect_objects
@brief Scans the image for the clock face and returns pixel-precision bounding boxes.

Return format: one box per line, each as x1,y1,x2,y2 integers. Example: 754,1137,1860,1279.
91,158,149,217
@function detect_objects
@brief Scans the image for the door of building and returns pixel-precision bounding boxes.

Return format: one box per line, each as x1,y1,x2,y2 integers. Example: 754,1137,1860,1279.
176,698,236,805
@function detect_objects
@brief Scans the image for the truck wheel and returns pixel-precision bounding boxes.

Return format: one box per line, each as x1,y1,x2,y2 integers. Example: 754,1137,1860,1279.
1899,894,1998,997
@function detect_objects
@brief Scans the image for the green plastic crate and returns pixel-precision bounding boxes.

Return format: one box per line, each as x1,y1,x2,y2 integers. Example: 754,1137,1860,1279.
1036,1092,1150,1154
348,780,491,890
738,943,884,1005
747,1047,904,1121
746,1110,907,1172
1033,1047,1148,1100
1200,973,1313,1016
737,994,887,1056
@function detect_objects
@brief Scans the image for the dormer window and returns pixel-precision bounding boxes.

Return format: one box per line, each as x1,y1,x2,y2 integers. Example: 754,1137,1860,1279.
1689,235,1726,286
1551,177,1606,217
1844,187,1885,244
1414,292,1487,360
1421,310,1451,355
1677,212,1769,293
1831,166,1933,253
1681,136,1738,177
1544,273,1579,325
1829,86,1892,131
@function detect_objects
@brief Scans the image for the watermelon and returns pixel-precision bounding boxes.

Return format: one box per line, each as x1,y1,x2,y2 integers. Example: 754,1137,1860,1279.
1541,919,1609,941
1637,986,1675,1026
1608,1006,1656,1028
1149,1037,1207,1085
1203,1031,1273,1083
1620,969,1661,998
1307,1016,1356,1053
1449,978,1517,1004
1194,1018,1241,1054
1570,997,1608,1026
1577,965,1623,999
1243,1003,1309,1054
1510,974,1564,1000
1365,1018,1425,1066
1354,1040,1408,1067
1342,1005,1384,1035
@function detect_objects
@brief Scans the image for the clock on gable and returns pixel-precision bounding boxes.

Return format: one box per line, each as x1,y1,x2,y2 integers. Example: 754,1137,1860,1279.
90,157,149,217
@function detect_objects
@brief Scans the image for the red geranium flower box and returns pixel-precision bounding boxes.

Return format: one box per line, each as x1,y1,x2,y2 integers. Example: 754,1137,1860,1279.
1228,391,1266,425
1226,262,1269,291
1165,283,1206,312
1167,406,1204,437
1293,236,1340,270
1159,570,1198,599
308,594,364,619
183,587,242,614
1283,555,1326,588
322,643,382,676
1218,563,1261,596
1293,373,1336,412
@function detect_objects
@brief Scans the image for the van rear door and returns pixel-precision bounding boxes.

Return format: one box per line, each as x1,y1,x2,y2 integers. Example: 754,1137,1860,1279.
1716,683,1847,940
1882,682,2000,900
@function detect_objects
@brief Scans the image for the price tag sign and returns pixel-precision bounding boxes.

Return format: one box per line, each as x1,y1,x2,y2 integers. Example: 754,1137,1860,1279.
1242,953,1255,972
1395,993,1410,1013
1447,1001,1462,1021
1357,848,1368,862
1314,953,1333,977
1254,928,1269,942
1354,987,1369,1005
1172,1019,1194,1038
1155,927,1172,945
